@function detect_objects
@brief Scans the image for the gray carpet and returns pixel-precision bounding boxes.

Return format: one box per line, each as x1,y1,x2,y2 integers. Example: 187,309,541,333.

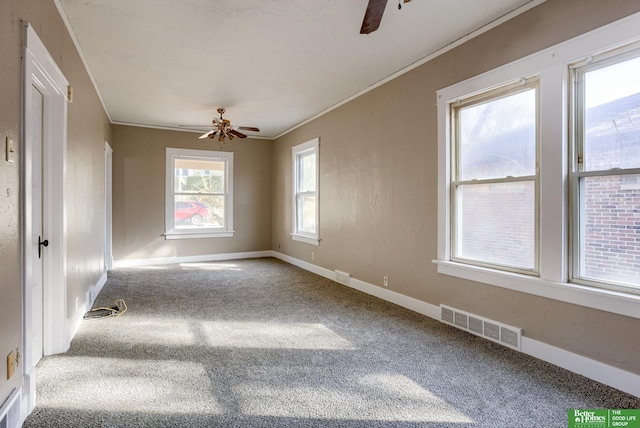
24,257,639,427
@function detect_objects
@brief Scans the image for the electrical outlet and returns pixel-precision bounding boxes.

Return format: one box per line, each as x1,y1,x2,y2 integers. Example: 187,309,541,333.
383,276,389,287
311,251,315,261
7,350,15,379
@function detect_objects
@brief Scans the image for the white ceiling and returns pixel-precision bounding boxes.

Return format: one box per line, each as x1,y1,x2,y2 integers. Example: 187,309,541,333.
56,0,541,139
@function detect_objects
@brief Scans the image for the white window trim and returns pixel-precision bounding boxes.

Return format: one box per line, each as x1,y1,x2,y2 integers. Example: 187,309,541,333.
165,147,234,239
291,138,320,246
435,11,640,319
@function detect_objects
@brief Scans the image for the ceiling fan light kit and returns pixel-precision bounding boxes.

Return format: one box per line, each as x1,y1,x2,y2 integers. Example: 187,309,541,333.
198,108,260,147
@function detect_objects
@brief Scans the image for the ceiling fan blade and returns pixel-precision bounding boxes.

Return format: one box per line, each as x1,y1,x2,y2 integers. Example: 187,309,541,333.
237,126,260,132
360,0,388,34
229,129,247,139
198,130,214,139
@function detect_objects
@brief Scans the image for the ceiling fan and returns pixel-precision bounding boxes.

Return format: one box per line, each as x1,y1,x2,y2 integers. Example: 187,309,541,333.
197,108,260,145
360,0,412,34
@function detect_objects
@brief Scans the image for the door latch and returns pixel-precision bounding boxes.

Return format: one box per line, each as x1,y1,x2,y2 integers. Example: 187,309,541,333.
38,236,49,259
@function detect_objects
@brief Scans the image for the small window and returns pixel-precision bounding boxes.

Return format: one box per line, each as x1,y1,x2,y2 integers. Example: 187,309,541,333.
451,80,539,273
571,47,640,293
292,138,319,245
165,148,233,239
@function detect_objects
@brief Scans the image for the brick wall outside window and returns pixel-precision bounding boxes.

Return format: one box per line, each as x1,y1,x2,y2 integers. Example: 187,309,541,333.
583,175,640,283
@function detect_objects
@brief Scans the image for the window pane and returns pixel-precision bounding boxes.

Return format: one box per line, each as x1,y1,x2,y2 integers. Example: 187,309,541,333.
297,194,316,234
579,174,640,287
455,181,535,270
174,195,225,229
175,158,225,193
458,89,536,180
583,55,640,171
298,152,316,193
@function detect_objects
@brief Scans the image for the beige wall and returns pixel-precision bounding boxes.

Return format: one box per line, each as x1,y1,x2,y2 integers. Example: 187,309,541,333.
111,125,272,261
0,0,111,405
273,0,640,374
2,0,639,410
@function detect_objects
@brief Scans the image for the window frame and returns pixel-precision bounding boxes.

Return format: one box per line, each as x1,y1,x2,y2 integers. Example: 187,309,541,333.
291,138,320,246
569,45,640,295
435,12,640,319
450,79,540,275
165,147,234,239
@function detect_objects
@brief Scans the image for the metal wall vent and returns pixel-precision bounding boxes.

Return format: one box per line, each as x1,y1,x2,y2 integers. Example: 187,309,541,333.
440,304,522,351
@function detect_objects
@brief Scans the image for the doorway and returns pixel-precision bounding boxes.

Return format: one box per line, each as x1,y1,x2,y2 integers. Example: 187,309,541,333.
22,22,69,414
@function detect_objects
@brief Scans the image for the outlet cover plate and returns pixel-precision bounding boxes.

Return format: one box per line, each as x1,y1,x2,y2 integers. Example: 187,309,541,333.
7,350,15,379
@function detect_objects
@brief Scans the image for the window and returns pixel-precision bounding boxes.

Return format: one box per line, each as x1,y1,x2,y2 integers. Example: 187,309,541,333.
165,148,233,239
436,14,640,317
292,138,319,245
571,47,640,293
451,81,539,273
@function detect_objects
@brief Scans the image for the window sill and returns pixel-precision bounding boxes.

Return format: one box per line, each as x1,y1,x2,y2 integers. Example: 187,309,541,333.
165,231,234,240
291,233,319,246
433,259,640,320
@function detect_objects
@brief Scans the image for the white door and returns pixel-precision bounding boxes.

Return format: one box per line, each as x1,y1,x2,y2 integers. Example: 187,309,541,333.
29,86,45,364
22,22,70,417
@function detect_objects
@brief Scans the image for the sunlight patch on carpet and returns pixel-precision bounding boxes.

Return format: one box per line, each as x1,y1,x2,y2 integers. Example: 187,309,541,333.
178,262,241,271
199,321,356,350
108,318,197,346
37,358,223,414
235,369,473,423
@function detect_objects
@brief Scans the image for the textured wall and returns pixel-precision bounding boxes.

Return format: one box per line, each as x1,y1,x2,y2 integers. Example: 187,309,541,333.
0,0,25,406
272,0,640,373
112,125,272,261
0,0,111,405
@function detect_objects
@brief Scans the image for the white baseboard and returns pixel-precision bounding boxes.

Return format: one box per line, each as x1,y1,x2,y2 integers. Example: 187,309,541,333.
68,271,108,342
270,251,332,278
521,337,640,397
94,270,108,298
0,387,21,428
113,250,273,268
270,251,640,398
271,251,442,321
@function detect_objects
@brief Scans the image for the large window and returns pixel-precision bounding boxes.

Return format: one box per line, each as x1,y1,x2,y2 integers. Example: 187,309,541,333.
451,81,539,273
292,138,319,245
571,48,640,293
436,15,640,317
165,148,233,239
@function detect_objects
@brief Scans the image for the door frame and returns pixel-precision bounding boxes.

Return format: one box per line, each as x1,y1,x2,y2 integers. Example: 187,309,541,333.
22,22,69,414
